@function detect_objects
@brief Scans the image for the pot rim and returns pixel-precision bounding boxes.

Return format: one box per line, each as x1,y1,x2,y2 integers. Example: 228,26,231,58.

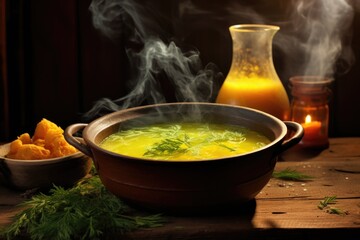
83,102,288,163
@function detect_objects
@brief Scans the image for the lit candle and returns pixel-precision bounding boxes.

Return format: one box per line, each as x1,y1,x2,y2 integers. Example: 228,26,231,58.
289,76,332,149
301,115,323,143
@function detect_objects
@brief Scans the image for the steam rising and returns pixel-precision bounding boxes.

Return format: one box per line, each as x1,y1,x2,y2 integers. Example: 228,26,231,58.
85,0,220,120
277,0,355,77
178,0,355,78
85,0,355,119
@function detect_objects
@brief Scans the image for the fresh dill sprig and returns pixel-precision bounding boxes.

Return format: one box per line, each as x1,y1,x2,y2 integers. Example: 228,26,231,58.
318,196,349,215
209,130,246,143
272,168,314,181
143,126,248,158
217,143,236,151
1,176,165,240
318,196,337,210
208,131,245,152
326,207,349,215
144,135,191,157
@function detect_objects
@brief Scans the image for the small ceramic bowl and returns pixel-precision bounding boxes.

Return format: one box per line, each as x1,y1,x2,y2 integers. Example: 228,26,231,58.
0,142,92,190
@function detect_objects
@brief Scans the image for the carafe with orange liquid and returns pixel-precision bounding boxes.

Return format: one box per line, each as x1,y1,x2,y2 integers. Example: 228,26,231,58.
216,24,290,120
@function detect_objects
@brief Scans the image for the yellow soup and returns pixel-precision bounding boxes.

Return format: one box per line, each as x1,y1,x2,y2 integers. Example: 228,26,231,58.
99,122,271,161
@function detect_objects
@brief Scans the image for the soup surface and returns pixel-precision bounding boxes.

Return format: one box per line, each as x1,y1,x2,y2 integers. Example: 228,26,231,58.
99,122,271,161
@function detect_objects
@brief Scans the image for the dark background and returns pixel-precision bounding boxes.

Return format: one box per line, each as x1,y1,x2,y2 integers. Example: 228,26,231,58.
1,0,360,141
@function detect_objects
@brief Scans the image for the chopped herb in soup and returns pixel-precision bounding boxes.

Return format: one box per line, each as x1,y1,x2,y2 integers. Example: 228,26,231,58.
99,123,271,161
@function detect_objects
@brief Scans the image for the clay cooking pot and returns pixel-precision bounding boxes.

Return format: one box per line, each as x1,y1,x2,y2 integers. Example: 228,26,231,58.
65,102,303,213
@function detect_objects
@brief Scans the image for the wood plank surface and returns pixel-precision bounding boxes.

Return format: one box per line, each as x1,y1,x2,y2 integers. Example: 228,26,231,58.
1,138,359,239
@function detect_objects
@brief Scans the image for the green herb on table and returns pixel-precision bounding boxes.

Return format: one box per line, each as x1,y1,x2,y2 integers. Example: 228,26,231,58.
1,176,165,240
327,207,349,215
318,196,348,215
272,168,314,181
318,195,337,210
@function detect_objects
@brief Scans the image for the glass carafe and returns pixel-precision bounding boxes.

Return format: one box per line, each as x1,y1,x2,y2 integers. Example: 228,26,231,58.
216,24,290,120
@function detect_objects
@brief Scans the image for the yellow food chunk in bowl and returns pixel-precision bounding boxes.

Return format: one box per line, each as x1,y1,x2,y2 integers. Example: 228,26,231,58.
0,118,92,190
6,140,51,160
5,118,78,160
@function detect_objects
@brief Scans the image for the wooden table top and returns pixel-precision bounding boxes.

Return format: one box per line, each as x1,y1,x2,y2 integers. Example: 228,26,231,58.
1,137,359,239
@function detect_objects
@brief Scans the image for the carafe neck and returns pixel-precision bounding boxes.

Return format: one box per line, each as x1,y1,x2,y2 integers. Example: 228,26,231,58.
229,24,279,79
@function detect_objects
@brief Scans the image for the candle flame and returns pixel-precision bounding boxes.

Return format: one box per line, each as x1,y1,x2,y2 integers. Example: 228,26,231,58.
305,114,312,123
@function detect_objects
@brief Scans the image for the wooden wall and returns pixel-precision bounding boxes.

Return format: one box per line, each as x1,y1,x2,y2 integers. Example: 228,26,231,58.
0,0,8,139
2,0,129,140
1,0,360,141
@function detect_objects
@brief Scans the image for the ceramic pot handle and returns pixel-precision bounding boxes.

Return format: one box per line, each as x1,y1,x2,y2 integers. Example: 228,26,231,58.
278,121,304,154
64,124,93,158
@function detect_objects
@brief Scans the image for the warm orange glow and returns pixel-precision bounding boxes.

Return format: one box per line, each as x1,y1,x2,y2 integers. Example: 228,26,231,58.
216,76,290,120
301,115,323,143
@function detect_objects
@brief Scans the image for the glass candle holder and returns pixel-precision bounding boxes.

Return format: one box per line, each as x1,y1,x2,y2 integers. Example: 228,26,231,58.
289,76,333,149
